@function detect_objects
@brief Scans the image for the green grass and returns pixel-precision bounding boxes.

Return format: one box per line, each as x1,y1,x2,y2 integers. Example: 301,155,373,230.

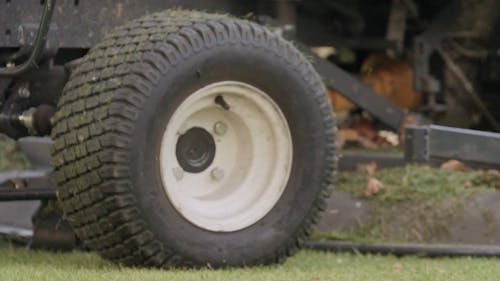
0,247,499,281
336,165,495,203
0,135,30,170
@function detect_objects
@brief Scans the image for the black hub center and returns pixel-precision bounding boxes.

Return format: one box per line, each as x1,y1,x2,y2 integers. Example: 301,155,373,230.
176,127,216,173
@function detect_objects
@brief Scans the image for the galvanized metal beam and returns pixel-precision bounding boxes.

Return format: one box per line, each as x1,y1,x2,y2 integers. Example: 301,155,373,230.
311,54,407,131
405,125,500,168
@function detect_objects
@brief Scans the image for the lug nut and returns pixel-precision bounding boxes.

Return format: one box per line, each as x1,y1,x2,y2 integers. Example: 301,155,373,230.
214,122,228,136
211,167,225,181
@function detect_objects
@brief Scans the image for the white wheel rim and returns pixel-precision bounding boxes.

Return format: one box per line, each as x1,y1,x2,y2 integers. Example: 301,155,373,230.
160,81,293,232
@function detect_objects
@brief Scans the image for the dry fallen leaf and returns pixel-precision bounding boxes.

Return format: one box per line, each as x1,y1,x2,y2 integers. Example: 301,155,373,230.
440,159,468,172
5,142,18,155
337,115,400,150
486,170,500,189
364,177,384,197
486,169,500,176
464,181,473,189
364,162,378,176
378,130,399,146
466,169,500,189
328,209,339,214
393,262,404,272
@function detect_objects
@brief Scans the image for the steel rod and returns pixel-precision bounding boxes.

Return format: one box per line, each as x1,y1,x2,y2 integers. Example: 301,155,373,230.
0,188,56,201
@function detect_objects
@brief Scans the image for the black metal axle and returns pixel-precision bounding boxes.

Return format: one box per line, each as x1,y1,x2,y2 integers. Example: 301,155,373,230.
0,169,56,202
0,187,56,201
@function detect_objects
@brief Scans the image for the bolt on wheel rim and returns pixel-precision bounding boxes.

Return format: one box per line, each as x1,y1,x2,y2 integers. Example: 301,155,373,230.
160,81,293,232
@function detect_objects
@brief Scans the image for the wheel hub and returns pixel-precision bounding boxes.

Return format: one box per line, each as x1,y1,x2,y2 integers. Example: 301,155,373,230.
176,127,216,173
160,81,293,232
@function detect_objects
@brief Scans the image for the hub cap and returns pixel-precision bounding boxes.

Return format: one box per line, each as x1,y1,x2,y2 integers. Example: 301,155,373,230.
160,81,293,232
176,127,216,173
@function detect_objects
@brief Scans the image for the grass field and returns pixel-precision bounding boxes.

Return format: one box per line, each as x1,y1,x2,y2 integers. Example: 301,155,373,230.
336,164,497,203
0,136,30,170
1,246,500,281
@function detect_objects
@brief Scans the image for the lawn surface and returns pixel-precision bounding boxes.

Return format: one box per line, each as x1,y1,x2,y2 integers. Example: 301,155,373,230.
1,246,499,281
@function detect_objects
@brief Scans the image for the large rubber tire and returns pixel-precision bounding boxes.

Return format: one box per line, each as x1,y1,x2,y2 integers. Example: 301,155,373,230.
51,10,336,268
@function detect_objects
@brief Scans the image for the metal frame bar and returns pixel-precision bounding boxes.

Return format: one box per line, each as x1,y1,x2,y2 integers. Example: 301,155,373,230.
313,56,407,131
289,40,407,131
0,169,56,202
0,188,56,201
405,125,500,168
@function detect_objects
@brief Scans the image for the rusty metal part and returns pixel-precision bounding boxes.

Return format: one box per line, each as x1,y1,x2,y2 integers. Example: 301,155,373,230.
361,53,423,111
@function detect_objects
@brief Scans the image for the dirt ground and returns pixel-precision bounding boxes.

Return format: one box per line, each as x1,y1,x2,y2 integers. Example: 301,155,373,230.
314,164,500,244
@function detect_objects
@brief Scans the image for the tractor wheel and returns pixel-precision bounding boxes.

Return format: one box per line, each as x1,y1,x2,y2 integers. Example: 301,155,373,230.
51,10,336,268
